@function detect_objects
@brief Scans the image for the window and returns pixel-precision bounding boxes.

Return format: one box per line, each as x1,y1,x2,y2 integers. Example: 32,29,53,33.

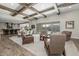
37,21,60,33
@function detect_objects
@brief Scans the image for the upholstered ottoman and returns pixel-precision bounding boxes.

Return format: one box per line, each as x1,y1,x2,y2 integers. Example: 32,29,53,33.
22,35,34,44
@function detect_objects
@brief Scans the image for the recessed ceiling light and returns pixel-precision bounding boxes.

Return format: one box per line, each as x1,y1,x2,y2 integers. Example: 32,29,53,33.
69,6,72,8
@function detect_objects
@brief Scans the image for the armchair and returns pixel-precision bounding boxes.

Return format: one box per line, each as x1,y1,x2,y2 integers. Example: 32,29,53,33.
62,31,72,41
44,34,66,56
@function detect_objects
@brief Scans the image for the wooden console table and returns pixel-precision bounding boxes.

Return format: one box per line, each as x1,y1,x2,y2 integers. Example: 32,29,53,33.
2,29,20,35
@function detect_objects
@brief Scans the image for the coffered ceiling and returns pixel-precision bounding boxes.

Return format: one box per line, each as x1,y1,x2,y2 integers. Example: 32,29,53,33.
0,3,78,22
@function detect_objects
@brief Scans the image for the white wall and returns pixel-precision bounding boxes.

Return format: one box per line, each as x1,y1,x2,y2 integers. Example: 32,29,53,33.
31,8,79,39
0,23,6,29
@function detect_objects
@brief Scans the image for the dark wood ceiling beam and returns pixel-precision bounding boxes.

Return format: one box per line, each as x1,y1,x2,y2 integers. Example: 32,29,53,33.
54,3,60,15
20,3,36,7
0,4,29,17
0,4,26,15
29,7,47,18
57,3,76,8
0,4,38,20
11,3,35,16
23,7,54,19
11,6,28,16
19,3,39,20
23,3,76,19
0,4,36,20
0,5,16,12
21,12,38,20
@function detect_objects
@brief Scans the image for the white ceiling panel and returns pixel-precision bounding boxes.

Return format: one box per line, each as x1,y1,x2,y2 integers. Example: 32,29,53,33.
0,12,29,23
23,9,36,15
32,3,54,11
0,3,20,10
27,17,34,20
33,14,43,18
15,14,24,19
43,10,56,15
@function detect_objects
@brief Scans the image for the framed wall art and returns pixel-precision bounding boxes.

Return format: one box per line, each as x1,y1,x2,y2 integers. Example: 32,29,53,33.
65,21,74,29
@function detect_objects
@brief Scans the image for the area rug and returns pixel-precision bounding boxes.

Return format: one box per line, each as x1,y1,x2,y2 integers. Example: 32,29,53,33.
9,34,47,56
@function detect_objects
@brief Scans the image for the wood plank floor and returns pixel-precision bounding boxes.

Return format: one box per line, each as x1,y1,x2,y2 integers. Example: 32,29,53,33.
72,39,79,50
1,35,79,56
0,35,34,56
